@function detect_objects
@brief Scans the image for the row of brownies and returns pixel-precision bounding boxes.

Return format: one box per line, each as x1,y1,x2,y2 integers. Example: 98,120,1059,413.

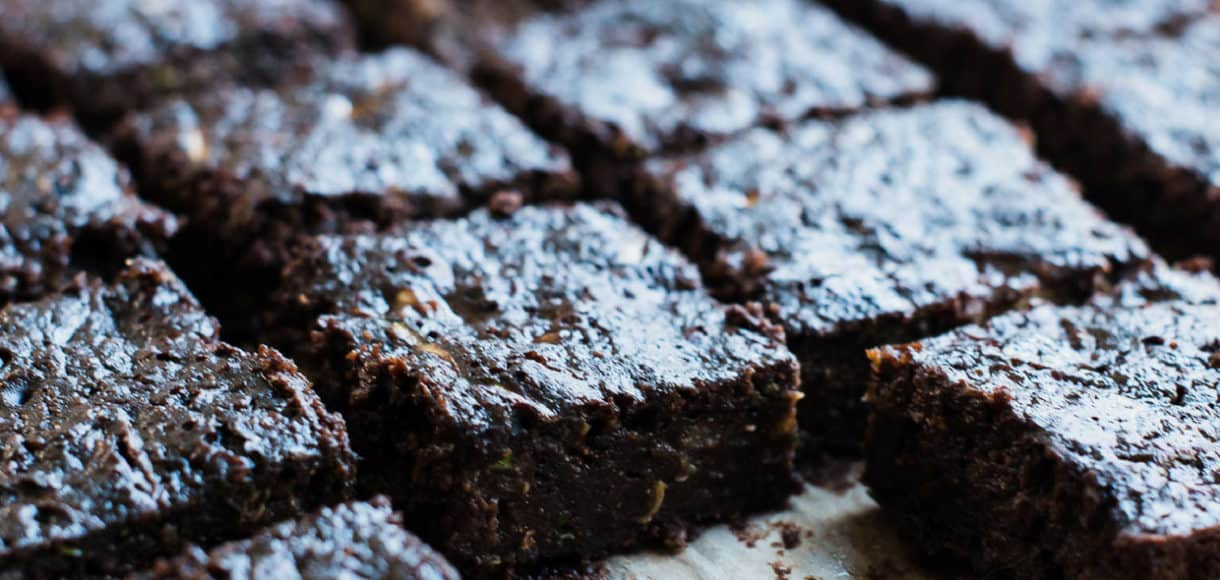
0,0,1216,578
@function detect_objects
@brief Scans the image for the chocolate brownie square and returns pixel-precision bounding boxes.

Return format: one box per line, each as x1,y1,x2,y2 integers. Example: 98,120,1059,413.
471,0,933,174
634,100,1151,453
0,0,352,128
138,498,458,579
0,260,355,577
117,47,577,339
270,203,801,573
0,108,177,304
867,298,1220,579
826,0,1220,263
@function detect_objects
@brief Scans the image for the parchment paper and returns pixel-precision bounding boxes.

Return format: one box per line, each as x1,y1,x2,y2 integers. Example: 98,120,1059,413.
602,464,934,579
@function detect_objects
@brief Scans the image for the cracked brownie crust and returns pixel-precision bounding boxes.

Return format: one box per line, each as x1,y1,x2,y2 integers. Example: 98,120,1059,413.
636,101,1150,452
0,260,355,577
473,0,933,163
0,0,352,127
0,109,176,304
826,0,1220,263
868,300,1220,578
139,498,458,580
272,203,801,573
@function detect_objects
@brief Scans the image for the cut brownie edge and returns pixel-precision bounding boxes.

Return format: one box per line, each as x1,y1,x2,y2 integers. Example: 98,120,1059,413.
865,300,1220,579
313,313,801,573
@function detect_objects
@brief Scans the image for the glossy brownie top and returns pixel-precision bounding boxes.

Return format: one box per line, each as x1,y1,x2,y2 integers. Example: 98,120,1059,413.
278,203,795,430
141,498,457,579
876,0,1220,185
0,0,348,77
0,260,354,557
491,0,933,154
644,101,1149,338
879,300,1220,538
125,47,575,226
0,110,176,302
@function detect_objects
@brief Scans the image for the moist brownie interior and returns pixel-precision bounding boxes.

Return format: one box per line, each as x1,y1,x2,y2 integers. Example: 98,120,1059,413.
635,100,1150,453
0,0,353,128
0,108,177,304
867,298,1220,579
137,498,459,580
0,260,354,576
269,202,801,573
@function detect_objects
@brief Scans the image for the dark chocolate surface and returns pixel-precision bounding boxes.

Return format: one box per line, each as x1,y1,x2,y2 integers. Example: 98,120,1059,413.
140,498,458,579
485,0,933,155
124,46,576,243
280,202,791,427
885,301,1220,539
0,0,351,122
0,260,354,575
1049,16,1220,189
0,110,176,303
644,101,1148,338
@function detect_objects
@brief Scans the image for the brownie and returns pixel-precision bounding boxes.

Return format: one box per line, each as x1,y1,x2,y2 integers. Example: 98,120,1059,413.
117,47,577,339
0,108,177,305
0,0,352,128
866,298,1220,579
825,0,1220,262
138,498,458,580
1101,257,1220,309
270,203,801,574
471,0,933,180
0,260,355,577
634,100,1151,453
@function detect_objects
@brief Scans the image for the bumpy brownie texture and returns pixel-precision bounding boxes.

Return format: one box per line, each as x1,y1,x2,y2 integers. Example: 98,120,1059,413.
473,0,933,165
0,109,176,304
139,498,458,580
636,101,1150,452
826,0,1220,261
867,299,1220,579
119,47,576,337
272,203,801,573
0,0,351,127
0,260,355,577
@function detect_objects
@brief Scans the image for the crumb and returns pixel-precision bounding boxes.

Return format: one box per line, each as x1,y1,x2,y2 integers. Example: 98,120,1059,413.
730,521,768,548
488,190,524,217
771,560,792,580
777,521,802,549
